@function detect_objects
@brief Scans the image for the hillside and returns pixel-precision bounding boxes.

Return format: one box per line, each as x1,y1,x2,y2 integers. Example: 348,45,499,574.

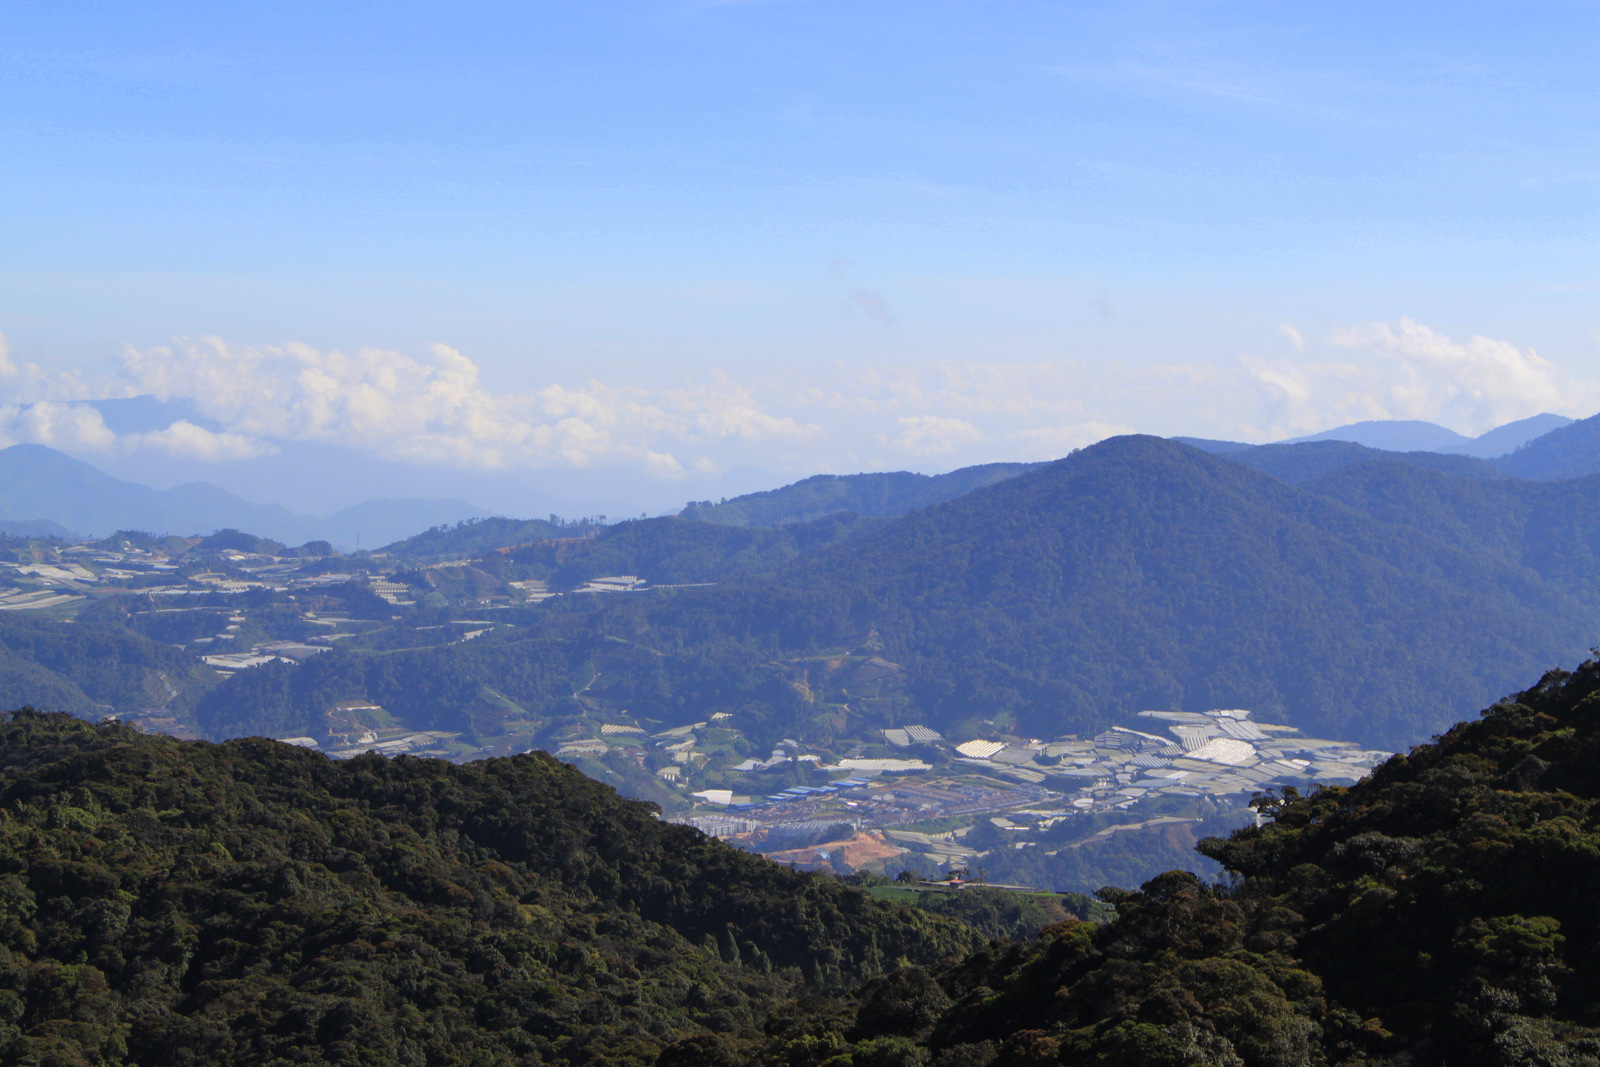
1458,411,1576,457
1210,411,1573,458
1497,411,1600,481
680,462,1042,527
1300,459,1600,585
16,657,1600,1065
1226,440,1507,484
763,656,1600,1065
669,436,1599,747
156,436,1600,756
0,612,215,720
0,711,982,1066
381,515,605,560
509,511,879,587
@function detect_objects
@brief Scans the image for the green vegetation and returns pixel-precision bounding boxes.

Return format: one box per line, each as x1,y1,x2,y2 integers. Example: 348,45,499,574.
15,434,1600,759
1498,410,1600,480
381,516,604,561
861,885,1111,940
0,711,982,1065
744,656,1600,1064
512,512,877,588
579,437,1600,749
13,652,1600,1063
680,463,1042,527
1227,438,1505,484
0,612,212,719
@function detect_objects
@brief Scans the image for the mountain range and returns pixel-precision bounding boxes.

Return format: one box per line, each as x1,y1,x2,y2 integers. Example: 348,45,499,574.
1277,411,1573,456
4,408,1599,551
147,433,1600,756
0,444,484,548
679,462,1045,527
660,436,1600,748
9,410,1600,756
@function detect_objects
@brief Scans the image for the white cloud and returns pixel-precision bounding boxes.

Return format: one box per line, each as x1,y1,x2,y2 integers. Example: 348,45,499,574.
0,402,117,452
115,337,817,475
883,415,983,455
126,421,279,461
1010,421,1137,457
0,333,95,404
1236,356,1389,439
1,317,1588,481
1326,317,1585,433
644,451,687,479
665,374,817,440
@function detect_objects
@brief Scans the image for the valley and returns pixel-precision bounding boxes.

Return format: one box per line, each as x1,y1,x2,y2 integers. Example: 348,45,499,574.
7,430,1570,892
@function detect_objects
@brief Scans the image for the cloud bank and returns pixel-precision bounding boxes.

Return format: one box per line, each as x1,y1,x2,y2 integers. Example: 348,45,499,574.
0,319,1590,480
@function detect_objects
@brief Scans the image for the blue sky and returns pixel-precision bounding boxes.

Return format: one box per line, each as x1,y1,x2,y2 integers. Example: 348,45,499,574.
2,1,1598,508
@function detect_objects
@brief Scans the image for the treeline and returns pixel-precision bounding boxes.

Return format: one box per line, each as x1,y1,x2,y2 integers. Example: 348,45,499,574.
15,652,1600,1063
0,712,982,1065
742,656,1600,1065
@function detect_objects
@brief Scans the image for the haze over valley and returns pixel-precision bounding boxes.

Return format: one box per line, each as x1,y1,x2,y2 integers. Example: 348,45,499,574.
6,3,1600,1064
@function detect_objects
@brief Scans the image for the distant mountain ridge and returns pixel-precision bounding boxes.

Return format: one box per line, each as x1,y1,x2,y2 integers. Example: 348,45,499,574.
1190,439,1508,484
1496,410,1600,480
722,436,1600,747
1180,411,1600,481
12,430,1600,761
139,431,1600,754
680,461,1045,526
1281,411,1573,457
0,444,484,548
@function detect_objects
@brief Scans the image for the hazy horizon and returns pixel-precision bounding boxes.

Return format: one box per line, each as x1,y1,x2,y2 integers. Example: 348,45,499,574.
5,2,1599,508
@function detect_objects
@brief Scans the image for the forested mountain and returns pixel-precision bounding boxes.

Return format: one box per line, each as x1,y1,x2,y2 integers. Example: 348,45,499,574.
18,657,1600,1065
381,515,605,561
509,512,880,587
1224,439,1507,483
0,612,213,720
1300,459,1600,579
1189,411,1572,459
12,434,1600,756
0,711,981,1066
680,462,1043,527
62,435,1600,755
643,436,1598,748
1497,411,1600,481
756,657,1600,1066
